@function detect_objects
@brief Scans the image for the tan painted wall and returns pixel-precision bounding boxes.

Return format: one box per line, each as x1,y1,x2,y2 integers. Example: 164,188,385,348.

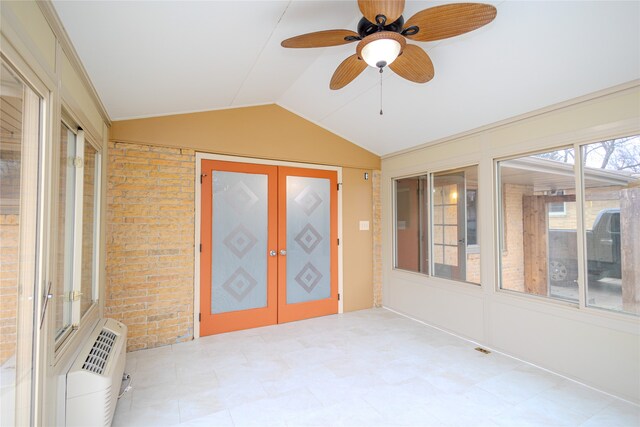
110,104,379,170
108,106,381,350
342,168,374,312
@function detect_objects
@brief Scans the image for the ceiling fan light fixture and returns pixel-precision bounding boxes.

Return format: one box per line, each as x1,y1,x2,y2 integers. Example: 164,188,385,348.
362,38,401,68
357,31,406,69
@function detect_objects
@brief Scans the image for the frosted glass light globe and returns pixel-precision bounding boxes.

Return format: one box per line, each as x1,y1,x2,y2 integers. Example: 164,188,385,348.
361,38,402,68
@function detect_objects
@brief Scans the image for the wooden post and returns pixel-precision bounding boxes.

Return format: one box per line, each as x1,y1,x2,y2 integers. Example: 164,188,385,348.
620,185,640,314
523,196,548,295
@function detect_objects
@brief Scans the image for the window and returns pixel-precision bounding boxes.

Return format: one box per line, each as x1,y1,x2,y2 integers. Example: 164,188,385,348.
54,122,102,346
54,124,76,340
582,137,639,315
498,148,578,302
81,141,100,317
393,165,480,284
548,190,567,216
498,139,639,316
394,175,429,273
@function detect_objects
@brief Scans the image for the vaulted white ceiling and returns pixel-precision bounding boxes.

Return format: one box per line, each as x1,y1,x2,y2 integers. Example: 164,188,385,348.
53,1,640,156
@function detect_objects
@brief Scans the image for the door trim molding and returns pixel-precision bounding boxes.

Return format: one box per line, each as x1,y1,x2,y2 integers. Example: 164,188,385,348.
194,152,343,339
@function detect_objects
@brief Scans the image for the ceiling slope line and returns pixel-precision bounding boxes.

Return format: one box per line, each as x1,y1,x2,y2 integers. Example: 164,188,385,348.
316,71,399,122
275,101,382,158
275,42,393,123
313,0,507,149
110,102,275,122
278,0,499,125
229,0,293,107
316,6,503,125
275,10,366,109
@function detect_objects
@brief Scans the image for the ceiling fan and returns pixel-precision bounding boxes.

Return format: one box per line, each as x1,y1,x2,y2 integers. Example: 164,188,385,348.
281,0,497,90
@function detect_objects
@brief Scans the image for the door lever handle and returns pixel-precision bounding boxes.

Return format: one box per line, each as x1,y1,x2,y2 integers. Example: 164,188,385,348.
279,249,287,256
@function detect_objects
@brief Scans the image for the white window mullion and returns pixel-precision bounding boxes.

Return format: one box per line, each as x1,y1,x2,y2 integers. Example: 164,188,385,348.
62,127,76,331
91,152,101,303
71,129,85,326
574,142,587,310
429,173,434,277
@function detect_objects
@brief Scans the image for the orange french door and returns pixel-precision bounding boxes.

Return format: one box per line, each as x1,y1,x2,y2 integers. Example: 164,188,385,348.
200,160,338,336
277,167,339,323
200,160,278,335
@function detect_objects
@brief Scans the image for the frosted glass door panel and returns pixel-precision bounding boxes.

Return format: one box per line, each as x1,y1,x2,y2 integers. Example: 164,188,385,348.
211,171,268,314
286,176,331,304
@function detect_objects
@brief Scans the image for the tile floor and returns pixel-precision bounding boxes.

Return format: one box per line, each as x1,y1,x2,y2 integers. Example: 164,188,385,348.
113,308,640,427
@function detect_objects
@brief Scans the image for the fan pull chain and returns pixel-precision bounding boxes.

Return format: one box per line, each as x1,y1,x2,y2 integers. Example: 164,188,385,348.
379,67,383,116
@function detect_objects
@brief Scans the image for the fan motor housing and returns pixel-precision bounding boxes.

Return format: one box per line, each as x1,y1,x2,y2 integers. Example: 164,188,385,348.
357,16,405,38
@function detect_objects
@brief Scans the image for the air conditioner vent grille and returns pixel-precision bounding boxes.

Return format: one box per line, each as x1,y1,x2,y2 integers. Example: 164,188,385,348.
81,329,117,374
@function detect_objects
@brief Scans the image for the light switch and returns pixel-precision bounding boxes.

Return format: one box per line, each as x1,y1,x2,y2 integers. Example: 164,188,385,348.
359,221,370,231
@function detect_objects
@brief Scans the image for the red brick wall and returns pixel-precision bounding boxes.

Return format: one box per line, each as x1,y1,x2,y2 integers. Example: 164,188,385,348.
106,142,195,351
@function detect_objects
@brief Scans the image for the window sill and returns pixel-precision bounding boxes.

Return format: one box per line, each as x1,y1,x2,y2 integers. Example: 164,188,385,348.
391,268,483,294
494,288,640,334
52,302,100,370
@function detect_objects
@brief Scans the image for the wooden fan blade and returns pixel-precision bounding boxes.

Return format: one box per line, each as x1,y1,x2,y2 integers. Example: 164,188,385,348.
358,0,405,25
330,54,368,90
404,3,497,42
281,30,359,48
389,44,434,83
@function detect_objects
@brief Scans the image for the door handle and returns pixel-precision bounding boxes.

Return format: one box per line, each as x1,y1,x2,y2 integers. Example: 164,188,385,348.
269,250,277,257
279,249,287,256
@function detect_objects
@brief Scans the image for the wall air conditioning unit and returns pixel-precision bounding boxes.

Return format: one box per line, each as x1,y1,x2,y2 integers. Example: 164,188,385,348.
66,318,127,427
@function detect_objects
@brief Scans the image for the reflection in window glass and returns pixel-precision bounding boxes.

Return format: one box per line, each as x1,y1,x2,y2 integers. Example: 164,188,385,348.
582,136,640,315
394,175,428,273
498,148,578,301
432,166,480,284
81,142,99,318
467,190,478,246
55,125,76,340
0,59,40,427
393,167,480,284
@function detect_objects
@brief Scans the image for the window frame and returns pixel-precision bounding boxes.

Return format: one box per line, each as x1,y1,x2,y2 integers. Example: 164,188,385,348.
548,190,567,216
495,145,578,305
54,121,77,346
393,173,430,274
579,136,638,316
0,55,48,427
494,137,639,317
391,163,481,286
80,135,101,318
53,112,102,351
